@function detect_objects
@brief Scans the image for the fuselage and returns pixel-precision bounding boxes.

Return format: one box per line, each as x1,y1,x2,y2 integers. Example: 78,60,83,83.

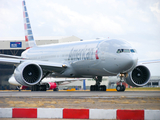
21,39,138,78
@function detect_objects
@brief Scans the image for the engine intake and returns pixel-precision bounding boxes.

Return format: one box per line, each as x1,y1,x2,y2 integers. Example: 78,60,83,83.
14,62,42,86
124,65,150,87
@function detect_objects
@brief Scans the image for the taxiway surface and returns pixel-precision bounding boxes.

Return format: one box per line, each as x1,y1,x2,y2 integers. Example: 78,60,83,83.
0,91,160,109
0,91,160,98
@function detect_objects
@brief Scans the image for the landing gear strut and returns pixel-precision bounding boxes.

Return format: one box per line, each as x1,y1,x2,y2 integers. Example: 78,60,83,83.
90,76,106,91
116,74,126,92
17,86,21,92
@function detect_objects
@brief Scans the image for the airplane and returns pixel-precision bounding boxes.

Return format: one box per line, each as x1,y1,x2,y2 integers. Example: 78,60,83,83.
8,74,82,91
0,0,160,92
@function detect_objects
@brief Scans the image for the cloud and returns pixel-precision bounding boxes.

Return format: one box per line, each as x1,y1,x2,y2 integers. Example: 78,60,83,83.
150,2,160,22
0,0,23,37
92,14,125,34
0,0,159,39
39,1,126,36
145,52,160,59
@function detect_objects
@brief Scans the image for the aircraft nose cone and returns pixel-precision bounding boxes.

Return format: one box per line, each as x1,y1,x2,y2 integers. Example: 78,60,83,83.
120,55,138,73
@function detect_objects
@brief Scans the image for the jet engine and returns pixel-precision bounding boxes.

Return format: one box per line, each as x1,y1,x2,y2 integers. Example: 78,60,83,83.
45,82,57,90
124,65,150,87
14,62,43,86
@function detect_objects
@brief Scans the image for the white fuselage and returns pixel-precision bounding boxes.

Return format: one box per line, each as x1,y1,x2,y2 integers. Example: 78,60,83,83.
21,39,138,78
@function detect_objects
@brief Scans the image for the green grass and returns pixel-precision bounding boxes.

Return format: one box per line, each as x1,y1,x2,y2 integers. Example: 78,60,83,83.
126,87,160,91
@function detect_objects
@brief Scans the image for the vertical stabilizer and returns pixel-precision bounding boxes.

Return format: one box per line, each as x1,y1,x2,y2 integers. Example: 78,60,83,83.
22,0,37,49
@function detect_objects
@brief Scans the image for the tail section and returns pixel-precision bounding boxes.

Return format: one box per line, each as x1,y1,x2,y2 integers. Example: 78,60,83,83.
22,0,37,49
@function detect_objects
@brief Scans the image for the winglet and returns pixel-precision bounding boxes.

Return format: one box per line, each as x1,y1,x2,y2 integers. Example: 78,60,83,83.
22,0,37,49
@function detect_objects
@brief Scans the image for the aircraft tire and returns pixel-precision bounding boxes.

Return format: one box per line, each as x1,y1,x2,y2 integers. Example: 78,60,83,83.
121,85,125,91
90,85,95,91
99,85,106,91
40,85,47,91
90,85,106,91
116,85,122,92
31,85,39,91
53,88,59,91
95,85,99,91
116,85,125,92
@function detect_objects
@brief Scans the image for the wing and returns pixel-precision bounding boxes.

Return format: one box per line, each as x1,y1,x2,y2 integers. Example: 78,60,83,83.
0,54,22,65
35,60,67,73
0,54,67,73
138,59,160,64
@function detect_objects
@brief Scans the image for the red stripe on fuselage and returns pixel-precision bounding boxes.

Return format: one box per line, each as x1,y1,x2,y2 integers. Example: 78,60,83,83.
95,50,99,59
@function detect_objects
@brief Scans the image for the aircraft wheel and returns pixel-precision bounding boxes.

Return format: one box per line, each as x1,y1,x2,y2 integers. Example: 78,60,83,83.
90,85,95,91
31,85,39,91
99,85,106,91
116,85,125,92
121,85,125,91
40,85,47,91
95,85,99,91
53,88,59,91
90,85,106,91
116,85,122,92
90,85,97,91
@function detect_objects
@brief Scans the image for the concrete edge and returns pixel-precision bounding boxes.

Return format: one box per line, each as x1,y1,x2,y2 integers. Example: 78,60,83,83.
0,108,160,120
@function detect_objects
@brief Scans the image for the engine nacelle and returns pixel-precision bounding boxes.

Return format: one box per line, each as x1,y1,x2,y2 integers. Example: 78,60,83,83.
124,65,150,87
14,62,43,86
45,82,57,90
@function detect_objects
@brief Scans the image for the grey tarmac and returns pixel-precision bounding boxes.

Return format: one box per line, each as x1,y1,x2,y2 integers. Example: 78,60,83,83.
0,91,160,98
0,91,160,110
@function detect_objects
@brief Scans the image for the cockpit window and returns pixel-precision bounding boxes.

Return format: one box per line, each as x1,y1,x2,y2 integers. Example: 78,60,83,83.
117,49,122,53
123,49,130,53
117,49,136,53
130,49,136,53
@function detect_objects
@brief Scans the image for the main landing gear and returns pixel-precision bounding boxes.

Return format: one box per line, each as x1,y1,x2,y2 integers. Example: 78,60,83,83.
116,74,126,92
90,76,106,91
31,72,50,91
53,88,59,91
31,84,47,91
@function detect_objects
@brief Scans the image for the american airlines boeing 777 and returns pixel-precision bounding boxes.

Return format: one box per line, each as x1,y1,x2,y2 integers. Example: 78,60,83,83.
0,0,159,92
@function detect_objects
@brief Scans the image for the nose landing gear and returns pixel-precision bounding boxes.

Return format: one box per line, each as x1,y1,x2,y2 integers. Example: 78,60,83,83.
90,76,106,91
116,84,125,92
116,74,126,92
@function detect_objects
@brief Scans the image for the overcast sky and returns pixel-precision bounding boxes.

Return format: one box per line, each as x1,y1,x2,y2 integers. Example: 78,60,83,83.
0,0,160,76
